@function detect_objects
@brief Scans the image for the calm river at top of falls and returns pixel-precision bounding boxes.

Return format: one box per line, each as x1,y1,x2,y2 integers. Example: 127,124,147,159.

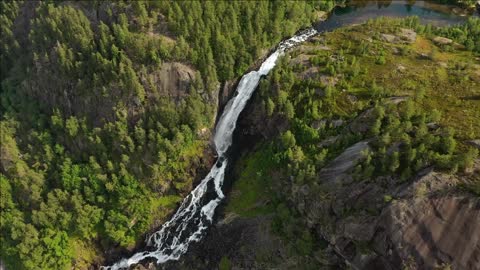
102,1,476,269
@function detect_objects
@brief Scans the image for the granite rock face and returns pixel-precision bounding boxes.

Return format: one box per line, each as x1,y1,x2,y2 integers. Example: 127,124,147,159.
296,159,480,270
380,195,480,270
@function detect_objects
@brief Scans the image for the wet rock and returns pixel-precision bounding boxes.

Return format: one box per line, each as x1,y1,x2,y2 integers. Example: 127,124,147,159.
219,80,237,108
216,156,225,168
165,215,290,270
133,263,156,270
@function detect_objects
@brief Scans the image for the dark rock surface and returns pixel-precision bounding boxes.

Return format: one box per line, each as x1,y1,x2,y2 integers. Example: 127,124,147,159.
159,215,290,270
295,160,480,270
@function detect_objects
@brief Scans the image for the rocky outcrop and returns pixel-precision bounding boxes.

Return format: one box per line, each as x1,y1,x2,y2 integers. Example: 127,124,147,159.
317,140,370,185
149,61,222,127
150,62,196,100
381,28,417,44
381,33,397,43
295,157,480,270
381,195,480,270
398,28,417,44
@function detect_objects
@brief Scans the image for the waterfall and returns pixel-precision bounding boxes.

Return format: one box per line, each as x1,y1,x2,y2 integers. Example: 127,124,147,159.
102,28,317,270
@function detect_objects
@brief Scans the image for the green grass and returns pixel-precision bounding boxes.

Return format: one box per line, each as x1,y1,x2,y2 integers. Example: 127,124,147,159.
152,195,182,208
225,144,278,217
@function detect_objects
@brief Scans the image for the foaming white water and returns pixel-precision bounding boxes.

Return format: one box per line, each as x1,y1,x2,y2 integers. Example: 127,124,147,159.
102,28,317,270
214,28,317,155
102,161,227,270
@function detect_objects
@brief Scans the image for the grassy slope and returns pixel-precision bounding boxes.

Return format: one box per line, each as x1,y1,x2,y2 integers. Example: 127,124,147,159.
320,24,480,141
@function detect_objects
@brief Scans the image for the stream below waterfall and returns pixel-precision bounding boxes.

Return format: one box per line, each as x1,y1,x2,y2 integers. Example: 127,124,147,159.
102,1,476,269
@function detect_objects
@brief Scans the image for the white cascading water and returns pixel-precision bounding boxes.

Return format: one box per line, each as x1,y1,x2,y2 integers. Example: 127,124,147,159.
102,28,317,270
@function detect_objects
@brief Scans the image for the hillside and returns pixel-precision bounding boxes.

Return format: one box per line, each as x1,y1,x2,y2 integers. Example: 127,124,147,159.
1,1,479,270
171,17,480,270
0,1,336,269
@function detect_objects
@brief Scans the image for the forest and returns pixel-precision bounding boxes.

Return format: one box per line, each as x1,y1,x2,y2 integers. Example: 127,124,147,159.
0,1,337,269
1,0,479,269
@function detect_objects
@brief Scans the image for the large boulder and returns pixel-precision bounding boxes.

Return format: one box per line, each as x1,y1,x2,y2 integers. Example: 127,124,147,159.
380,29,416,44
433,36,453,46
381,34,397,43
398,28,417,44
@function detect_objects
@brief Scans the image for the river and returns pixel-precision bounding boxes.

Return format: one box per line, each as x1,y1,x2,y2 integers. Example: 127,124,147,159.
102,1,476,269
